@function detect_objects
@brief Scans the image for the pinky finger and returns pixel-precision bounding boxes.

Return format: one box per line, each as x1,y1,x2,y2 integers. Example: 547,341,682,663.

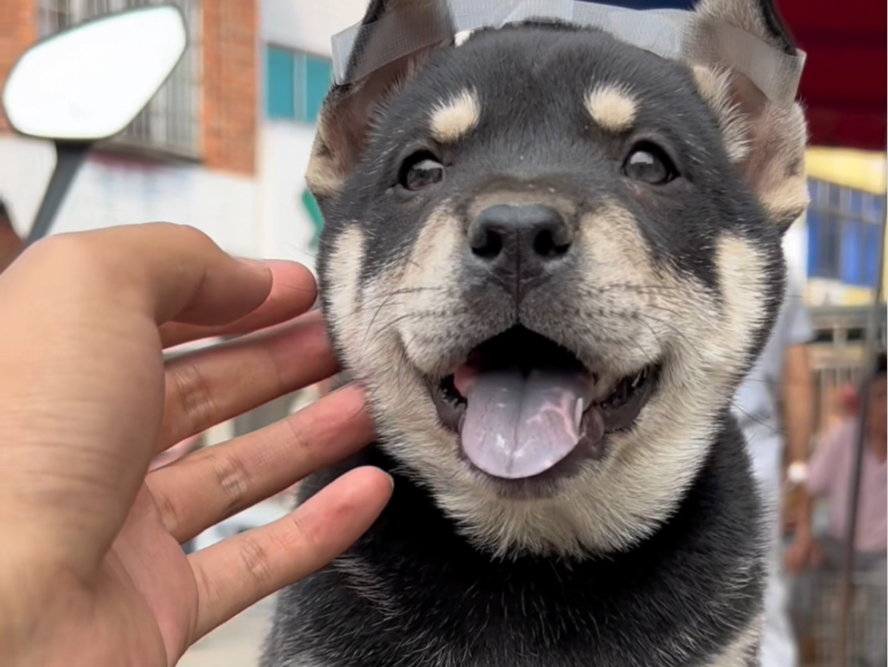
186,466,392,641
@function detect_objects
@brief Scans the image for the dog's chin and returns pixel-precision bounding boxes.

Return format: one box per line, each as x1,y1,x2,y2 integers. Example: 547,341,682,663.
422,326,661,499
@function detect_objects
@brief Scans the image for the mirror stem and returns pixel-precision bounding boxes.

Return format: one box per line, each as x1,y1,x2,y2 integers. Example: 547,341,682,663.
25,140,92,247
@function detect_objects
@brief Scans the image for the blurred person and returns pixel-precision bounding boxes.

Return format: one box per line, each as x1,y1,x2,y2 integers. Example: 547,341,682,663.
787,355,886,667
732,274,815,667
836,382,861,421
0,199,23,273
787,353,887,573
0,224,392,666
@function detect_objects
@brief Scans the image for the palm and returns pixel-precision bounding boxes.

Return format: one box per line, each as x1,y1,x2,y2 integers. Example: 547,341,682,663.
71,485,200,665
0,236,390,667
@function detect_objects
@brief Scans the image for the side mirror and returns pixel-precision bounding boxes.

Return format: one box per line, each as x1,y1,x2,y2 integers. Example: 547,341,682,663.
3,5,188,142
1,5,188,247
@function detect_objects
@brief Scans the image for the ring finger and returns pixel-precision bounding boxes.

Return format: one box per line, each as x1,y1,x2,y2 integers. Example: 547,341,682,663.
147,384,375,543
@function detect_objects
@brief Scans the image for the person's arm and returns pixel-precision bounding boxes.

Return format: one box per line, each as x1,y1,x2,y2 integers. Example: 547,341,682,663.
782,344,814,467
786,424,845,574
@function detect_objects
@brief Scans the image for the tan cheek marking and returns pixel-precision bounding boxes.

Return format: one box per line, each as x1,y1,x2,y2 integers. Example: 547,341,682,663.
403,209,462,288
715,234,769,363
397,208,465,375
430,89,480,143
585,85,637,133
325,227,366,364
579,202,657,284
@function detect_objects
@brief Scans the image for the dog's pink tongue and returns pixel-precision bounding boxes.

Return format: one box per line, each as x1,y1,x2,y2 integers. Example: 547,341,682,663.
459,368,586,479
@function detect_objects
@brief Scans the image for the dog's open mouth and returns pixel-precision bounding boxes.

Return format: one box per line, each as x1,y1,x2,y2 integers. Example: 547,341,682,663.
430,327,660,481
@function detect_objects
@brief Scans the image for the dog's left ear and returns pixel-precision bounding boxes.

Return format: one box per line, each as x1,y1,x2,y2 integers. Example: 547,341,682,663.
691,0,808,232
306,0,454,203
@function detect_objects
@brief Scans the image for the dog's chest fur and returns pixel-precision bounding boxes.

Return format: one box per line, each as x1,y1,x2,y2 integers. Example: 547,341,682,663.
261,417,764,667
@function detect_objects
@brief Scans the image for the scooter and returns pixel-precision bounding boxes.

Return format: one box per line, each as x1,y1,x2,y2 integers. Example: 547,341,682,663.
2,4,188,247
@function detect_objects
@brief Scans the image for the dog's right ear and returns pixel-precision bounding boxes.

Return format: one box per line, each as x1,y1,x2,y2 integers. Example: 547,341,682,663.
306,0,454,202
690,0,808,232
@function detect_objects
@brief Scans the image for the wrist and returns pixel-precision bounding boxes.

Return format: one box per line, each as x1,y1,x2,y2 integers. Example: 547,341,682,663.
0,549,71,666
786,460,808,487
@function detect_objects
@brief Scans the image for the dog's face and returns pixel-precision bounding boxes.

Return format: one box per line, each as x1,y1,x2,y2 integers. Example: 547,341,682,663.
311,0,807,557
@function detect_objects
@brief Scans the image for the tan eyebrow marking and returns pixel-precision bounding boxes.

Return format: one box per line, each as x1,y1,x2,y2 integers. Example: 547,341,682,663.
429,89,480,143
585,84,637,133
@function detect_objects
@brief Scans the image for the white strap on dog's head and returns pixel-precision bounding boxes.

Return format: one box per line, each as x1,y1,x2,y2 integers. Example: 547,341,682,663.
330,0,805,106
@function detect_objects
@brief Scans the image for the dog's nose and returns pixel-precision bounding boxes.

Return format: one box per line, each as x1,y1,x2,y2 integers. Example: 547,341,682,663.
468,204,572,292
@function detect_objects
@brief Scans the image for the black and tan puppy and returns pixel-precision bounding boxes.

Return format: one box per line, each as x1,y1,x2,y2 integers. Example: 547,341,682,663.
262,0,808,664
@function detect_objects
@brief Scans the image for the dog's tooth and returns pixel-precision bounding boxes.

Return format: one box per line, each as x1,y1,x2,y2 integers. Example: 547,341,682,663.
575,398,583,430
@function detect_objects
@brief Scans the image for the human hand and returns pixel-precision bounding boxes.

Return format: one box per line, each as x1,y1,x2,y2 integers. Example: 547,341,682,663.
0,224,392,667
786,533,822,576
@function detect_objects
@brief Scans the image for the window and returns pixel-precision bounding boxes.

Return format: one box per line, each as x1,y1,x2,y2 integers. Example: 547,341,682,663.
38,0,202,158
265,45,333,124
267,47,296,119
807,179,885,287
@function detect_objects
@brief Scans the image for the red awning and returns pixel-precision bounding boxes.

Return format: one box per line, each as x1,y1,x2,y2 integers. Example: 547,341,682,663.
779,0,886,152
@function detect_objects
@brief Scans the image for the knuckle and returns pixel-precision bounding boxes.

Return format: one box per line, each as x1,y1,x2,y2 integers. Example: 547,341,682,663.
238,534,276,588
286,511,318,555
286,412,315,456
281,511,321,554
169,224,217,253
168,361,218,436
148,482,185,537
206,449,253,514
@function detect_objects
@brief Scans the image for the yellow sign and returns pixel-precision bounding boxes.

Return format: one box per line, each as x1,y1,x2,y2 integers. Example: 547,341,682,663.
806,148,887,195
806,147,887,301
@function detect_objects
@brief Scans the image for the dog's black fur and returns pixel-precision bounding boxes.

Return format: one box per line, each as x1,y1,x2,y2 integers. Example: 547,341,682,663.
264,419,763,667
261,0,808,665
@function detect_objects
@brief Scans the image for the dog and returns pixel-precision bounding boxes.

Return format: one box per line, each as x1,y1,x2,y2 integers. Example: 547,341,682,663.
261,0,808,664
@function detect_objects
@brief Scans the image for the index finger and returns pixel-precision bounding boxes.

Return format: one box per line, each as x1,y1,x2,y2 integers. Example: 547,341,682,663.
90,223,277,326
159,260,318,349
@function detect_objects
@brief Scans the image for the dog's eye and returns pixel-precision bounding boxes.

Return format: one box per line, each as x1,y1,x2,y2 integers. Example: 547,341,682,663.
622,142,678,185
399,151,444,191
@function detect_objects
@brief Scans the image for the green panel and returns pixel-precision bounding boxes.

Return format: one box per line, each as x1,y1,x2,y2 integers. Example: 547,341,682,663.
301,188,324,249
304,56,333,123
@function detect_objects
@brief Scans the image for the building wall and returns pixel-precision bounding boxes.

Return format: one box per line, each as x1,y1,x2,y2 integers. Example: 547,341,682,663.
257,123,317,268
0,0,36,133
203,0,259,175
0,0,275,260
0,135,260,256
0,0,347,266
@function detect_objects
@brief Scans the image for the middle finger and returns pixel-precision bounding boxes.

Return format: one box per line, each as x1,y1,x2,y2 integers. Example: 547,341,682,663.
158,310,336,452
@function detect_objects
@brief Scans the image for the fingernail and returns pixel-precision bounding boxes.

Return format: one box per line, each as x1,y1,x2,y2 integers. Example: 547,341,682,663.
386,473,395,489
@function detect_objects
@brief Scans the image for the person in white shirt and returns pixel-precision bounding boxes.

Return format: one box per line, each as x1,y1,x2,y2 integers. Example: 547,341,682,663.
732,274,815,667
